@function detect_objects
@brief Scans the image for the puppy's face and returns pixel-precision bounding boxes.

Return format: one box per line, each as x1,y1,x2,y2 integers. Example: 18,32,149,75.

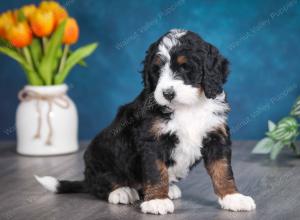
142,29,229,108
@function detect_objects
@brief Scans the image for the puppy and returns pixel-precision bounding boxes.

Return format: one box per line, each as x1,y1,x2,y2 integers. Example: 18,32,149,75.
35,29,256,215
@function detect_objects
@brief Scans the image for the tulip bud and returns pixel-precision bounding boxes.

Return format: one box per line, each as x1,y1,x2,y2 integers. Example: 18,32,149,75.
40,1,68,27
20,4,37,20
30,9,55,37
0,11,16,39
7,22,32,48
63,18,79,45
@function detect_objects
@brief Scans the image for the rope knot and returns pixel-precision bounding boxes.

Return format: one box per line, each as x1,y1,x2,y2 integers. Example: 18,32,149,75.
18,89,70,145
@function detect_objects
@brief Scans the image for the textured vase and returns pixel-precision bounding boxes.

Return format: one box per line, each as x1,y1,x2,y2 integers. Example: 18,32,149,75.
16,84,79,156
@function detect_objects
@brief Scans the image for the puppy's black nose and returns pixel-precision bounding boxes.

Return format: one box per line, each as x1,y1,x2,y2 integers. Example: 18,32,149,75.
162,87,175,101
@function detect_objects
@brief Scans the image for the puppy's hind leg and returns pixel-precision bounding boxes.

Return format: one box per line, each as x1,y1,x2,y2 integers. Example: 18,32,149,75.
86,170,140,205
108,187,140,205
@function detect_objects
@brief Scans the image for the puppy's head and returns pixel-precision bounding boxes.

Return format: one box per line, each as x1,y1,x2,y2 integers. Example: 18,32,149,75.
142,29,229,107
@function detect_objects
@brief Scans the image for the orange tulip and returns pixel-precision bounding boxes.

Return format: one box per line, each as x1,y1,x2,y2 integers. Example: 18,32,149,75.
20,4,37,20
30,9,54,37
7,22,32,48
40,1,68,27
0,11,16,39
63,18,79,45
53,6,68,26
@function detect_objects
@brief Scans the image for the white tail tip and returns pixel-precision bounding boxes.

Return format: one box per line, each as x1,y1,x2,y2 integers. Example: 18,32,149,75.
34,175,59,193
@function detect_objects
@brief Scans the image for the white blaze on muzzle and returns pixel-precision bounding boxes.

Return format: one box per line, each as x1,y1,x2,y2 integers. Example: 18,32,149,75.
154,63,200,107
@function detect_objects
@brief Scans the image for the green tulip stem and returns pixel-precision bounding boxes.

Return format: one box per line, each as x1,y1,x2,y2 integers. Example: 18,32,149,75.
42,37,48,54
22,47,33,68
58,44,70,75
22,47,44,85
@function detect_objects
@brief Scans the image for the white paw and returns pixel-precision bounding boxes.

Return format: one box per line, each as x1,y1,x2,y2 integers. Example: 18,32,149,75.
218,193,256,211
168,184,181,199
140,198,174,215
108,187,139,204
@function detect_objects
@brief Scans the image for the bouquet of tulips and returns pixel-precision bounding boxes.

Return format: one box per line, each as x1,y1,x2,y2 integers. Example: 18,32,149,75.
0,1,97,85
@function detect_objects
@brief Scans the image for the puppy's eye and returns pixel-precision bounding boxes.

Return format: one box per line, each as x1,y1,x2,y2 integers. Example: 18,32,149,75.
179,63,191,72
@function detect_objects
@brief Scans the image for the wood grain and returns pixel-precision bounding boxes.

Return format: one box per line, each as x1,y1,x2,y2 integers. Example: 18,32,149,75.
0,141,299,220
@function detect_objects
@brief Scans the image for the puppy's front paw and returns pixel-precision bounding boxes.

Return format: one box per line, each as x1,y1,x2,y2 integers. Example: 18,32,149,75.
140,198,174,215
168,184,181,199
108,187,139,204
218,193,256,211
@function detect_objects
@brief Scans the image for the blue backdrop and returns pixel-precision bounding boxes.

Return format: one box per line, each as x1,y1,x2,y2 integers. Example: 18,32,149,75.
0,0,299,140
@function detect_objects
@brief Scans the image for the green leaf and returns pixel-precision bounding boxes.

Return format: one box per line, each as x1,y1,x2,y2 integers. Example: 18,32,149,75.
291,97,300,117
0,38,14,50
52,46,63,74
38,20,66,85
21,65,44,85
252,138,274,154
270,142,285,160
268,120,276,132
267,117,298,142
0,46,43,85
77,59,87,67
68,50,87,67
29,38,42,71
0,46,27,66
289,142,300,155
54,43,98,84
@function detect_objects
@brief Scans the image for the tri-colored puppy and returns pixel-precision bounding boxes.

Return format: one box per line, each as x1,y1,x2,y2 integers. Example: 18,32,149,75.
36,29,256,215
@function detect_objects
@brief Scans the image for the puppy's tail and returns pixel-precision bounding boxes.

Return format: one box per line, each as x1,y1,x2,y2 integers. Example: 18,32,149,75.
34,175,87,194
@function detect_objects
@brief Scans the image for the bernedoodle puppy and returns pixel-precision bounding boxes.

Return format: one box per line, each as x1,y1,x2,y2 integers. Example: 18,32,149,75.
35,29,256,215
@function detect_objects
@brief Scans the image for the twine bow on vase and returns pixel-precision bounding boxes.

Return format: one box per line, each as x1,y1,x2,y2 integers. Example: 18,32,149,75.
18,89,70,145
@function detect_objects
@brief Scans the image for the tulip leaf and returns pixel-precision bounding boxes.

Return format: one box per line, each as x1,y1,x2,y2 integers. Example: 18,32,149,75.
39,20,66,85
21,66,44,85
53,46,63,73
77,59,87,67
68,50,87,67
0,38,15,50
0,46,43,85
0,46,27,65
252,137,274,154
29,38,42,70
270,142,285,160
54,43,98,84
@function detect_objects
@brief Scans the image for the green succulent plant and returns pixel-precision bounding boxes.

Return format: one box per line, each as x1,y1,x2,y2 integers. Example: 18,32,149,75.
252,96,300,160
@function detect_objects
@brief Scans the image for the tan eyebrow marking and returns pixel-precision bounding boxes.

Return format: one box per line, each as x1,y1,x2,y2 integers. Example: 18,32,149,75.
154,56,162,65
177,55,187,65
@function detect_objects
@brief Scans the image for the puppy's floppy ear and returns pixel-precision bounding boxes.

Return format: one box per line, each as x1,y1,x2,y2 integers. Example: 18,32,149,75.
202,43,229,99
141,41,159,91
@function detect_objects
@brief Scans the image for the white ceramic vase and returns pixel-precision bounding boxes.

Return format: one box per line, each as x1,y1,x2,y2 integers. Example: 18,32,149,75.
16,84,79,156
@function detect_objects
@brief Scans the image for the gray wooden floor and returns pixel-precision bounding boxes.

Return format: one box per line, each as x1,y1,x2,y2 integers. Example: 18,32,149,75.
0,141,299,220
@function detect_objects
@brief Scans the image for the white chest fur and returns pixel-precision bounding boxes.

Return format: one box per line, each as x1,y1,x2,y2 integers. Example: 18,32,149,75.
159,93,229,182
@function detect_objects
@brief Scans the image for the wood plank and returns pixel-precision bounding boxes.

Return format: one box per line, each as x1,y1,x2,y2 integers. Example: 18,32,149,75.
0,141,299,220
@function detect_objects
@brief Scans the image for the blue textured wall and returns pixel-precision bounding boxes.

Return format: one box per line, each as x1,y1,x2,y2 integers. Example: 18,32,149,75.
0,0,299,140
